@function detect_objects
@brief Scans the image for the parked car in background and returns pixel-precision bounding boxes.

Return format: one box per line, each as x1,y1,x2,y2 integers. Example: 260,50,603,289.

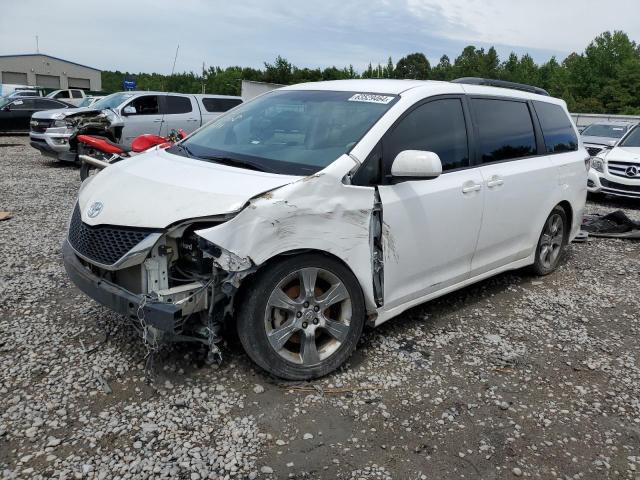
63,78,587,379
46,88,88,106
30,91,242,162
588,124,640,199
2,87,46,99
580,121,636,156
0,96,73,133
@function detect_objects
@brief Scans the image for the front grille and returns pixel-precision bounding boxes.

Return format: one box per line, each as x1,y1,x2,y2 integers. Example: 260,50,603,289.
30,119,53,133
586,146,603,156
68,204,157,266
600,178,640,194
607,161,640,179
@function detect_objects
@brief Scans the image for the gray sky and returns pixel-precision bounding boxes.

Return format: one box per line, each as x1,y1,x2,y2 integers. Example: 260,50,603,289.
2,0,639,74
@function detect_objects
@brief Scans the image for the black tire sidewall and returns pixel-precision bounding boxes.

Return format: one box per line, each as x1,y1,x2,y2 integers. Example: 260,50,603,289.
237,253,366,380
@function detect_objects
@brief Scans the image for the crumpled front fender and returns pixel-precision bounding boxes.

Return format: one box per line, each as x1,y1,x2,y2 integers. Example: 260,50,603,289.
195,155,377,310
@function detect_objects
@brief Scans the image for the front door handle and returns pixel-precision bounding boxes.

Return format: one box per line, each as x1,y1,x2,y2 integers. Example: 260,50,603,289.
487,176,504,188
153,118,163,123
462,182,482,194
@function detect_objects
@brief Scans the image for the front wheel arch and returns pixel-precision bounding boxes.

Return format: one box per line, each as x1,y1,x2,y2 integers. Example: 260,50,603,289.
234,248,370,315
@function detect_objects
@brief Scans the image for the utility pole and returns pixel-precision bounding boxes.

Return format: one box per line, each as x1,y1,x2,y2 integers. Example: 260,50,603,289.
202,61,205,94
35,35,39,53
170,44,180,76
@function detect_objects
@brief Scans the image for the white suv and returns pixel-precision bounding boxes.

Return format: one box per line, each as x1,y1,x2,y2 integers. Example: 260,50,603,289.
63,78,587,380
588,124,640,199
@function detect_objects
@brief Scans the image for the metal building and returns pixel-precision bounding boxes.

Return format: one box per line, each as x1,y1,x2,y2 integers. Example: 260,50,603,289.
0,53,101,91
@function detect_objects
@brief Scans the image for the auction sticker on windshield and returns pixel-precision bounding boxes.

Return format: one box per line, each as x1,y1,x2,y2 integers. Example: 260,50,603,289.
348,93,395,104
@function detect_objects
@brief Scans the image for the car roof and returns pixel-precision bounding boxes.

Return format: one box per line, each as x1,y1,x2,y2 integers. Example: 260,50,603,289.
281,79,563,103
282,79,440,95
583,121,637,127
116,91,241,99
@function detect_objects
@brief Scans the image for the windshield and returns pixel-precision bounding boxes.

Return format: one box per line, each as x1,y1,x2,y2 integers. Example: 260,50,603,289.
91,92,134,111
78,97,94,107
620,126,640,147
176,90,398,175
581,124,628,139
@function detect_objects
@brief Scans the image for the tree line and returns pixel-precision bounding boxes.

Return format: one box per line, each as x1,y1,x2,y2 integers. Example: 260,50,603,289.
101,31,640,114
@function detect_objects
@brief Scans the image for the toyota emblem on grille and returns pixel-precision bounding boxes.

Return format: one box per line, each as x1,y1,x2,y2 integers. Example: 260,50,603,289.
87,202,103,218
625,166,639,177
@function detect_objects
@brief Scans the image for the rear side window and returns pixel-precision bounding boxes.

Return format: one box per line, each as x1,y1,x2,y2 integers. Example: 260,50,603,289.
384,98,469,172
533,101,578,153
471,98,536,163
164,96,192,114
71,90,83,99
11,99,35,109
34,99,62,109
202,97,242,113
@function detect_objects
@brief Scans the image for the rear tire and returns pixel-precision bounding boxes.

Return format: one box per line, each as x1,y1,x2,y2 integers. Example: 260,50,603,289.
530,206,568,276
236,254,366,380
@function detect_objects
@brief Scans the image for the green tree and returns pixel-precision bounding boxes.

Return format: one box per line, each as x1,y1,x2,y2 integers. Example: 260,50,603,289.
394,53,430,79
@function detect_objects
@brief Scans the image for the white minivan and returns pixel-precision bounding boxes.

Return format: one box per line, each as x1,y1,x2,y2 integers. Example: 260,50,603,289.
63,78,587,380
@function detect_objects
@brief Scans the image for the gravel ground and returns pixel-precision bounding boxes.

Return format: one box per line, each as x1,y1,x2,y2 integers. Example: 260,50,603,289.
1,135,640,479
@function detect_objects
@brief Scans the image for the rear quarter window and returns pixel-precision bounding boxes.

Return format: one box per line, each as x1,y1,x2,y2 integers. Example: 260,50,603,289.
202,98,242,113
533,101,578,153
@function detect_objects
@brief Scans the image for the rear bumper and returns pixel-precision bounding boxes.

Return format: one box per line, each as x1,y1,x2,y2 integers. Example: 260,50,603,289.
62,239,182,332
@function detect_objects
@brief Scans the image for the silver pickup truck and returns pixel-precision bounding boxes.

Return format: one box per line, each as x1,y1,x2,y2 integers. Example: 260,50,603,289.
30,91,242,162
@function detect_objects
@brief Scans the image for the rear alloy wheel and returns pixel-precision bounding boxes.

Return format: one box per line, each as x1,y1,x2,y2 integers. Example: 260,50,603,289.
531,206,567,275
237,254,365,380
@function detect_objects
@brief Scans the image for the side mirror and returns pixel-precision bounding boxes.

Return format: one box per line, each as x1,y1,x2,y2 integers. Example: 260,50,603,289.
122,105,136,115
607,139,617,147
390,150,442,180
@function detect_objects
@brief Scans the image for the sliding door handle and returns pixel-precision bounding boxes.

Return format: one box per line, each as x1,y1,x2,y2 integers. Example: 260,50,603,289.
462,183,482,194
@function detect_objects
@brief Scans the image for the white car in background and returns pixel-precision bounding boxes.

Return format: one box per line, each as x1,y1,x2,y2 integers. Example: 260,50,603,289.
588,124,640,199
580,121,636,157
63,78,587,380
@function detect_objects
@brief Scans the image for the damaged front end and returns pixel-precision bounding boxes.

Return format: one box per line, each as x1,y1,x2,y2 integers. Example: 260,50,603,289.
68,109,124,152
62,208,255,365
63,154,380,366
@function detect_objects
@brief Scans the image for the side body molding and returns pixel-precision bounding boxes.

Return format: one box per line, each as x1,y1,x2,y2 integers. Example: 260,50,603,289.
194,155,379,311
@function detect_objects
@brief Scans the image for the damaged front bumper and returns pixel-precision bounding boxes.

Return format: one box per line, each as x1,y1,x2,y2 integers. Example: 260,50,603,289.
62,239,184,333
30,130,76,162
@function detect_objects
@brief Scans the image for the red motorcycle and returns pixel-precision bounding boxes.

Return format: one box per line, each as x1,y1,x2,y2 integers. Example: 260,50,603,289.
77,129,187,180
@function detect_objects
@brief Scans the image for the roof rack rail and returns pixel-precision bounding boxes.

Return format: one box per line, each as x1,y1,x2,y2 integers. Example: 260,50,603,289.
451,77,550,96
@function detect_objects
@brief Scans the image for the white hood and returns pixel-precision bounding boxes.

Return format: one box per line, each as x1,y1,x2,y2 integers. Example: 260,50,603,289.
78,149,300,228
604,146,640,163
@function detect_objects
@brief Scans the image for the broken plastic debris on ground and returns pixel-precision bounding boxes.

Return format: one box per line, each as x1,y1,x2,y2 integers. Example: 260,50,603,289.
582,209,640,239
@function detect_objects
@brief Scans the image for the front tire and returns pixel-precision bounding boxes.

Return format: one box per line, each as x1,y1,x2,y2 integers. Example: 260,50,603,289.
237,254,366,380
530,206,568,276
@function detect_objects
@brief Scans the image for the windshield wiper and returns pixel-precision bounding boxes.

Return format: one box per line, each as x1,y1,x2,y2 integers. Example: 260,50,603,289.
198,155,271,173
172,142,194,158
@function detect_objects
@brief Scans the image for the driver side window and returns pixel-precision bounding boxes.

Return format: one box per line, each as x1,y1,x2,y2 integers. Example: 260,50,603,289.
125,95,160,115
383,98,470,178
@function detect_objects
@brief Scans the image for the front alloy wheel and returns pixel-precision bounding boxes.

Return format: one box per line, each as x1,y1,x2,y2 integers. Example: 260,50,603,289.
237,254,365,380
